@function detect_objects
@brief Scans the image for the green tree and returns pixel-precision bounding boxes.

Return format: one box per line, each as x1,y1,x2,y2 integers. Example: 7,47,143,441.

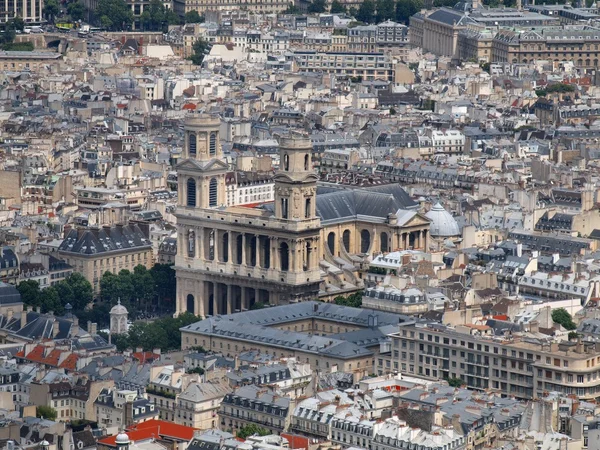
250,301,266,310
43,0,61,21
568,331,579,341
187,366,205,375
333,291,363,308
308,0,327,12
36,405,57,420
330,0,346,12
188,36,209,65
63,273,93,311
67,1,86,21
165,8,181,24
11,16,24,32
42,286,63,315
17,280,41,308
395,0,421,24
376,0,395,22
445,377,464,388
356,0,375,23
95,0,133,31
184,10,204,22
237,424,270,439
552,308,577,330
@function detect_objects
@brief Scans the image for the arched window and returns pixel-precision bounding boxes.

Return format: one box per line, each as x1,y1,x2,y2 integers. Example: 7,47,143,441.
305,197,312,218
343,230,351,253
187,178,196,207
209,132,217,156
189,133,197,157
327,232,335,255
281,198,288,219
380,232,389,253
360,230,371,253
222,232,229,263
304,154,309,171
186,294,195,314
284,153,289,171
280,242,289,271
209,178,218,207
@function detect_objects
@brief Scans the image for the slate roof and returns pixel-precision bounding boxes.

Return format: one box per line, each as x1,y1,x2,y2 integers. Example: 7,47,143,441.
0,247,18,270
181,302,409,359
316,187,417,225
59,224,151,255
0,282,22,305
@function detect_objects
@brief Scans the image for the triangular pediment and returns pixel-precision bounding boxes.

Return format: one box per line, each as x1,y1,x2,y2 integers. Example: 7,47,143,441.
177,158,228,172
273,172,319,183
402,212,431,228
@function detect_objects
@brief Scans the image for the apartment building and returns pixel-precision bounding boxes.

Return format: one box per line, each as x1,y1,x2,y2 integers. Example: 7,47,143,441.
225,172,274,207
219,385,291,435
58,222,153,294
172,0,288,15
174,380,231,429
493,25,600,68
95,388,158,433
293,51,394,81
75,186,147,211
389,321,600,401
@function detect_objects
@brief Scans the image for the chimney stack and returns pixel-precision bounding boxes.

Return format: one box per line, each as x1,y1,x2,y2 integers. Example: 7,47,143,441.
53,321,60,338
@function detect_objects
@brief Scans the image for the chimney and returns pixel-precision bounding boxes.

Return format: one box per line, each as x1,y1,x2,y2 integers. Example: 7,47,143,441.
87,320,92,333
72,317,79,336
136,347,143,353
63,224,72,238
36,306,40,314
516,243,522,257
20,309,27,329
153,348,161,356
552,253,560,264
91,322,97,335
6,309,12,321
53,320,60,338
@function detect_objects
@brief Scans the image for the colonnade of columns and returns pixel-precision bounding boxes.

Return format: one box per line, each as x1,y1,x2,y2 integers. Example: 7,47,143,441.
185,283,272,316
397,230,428,250
178,227,319,273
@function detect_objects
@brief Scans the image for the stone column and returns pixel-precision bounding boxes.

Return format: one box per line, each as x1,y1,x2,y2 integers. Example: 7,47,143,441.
241,286,247,310
241,233,246,266
255,235,261,268
213,283,220,315
271,237,279,270
227,232,233,264
198,227,204,262
197,281,205,318
213,229,219,262
177,231,184,256
419,230,424,249
226,285,232,314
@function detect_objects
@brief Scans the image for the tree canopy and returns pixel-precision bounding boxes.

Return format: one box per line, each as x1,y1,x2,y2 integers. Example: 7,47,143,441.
99,264,176,318
308,0,327,13
95,0,133,31
104,312,201,352
356,0,376,23
552,308,577,331
36,406,57,421
330,0,347,13
395,0,422,24
237,424,271,439
333,291,363,308
184,10,204,23
43,0,61,21
140,0,181,31
67,1,86,21
17,273,93,316
188,37,210,66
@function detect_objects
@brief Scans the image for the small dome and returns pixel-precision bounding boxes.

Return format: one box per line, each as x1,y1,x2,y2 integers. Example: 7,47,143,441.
116,433,130,445
40,440,50,447
110,300,128,315
426,202,460,237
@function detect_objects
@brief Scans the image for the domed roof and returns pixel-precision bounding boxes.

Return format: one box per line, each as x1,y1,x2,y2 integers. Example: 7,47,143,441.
116,433,130,445
110,300,128,315
425,202,460,237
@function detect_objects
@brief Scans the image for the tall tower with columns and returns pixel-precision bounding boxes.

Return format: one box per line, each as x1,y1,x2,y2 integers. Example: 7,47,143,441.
175,119,321,317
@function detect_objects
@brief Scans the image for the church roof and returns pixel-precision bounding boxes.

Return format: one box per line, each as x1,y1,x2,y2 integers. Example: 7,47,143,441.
316,186,417,225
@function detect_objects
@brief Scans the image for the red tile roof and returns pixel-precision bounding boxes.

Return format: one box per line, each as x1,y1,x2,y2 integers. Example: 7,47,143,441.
132,352,160,363
281,433,309,450
99,420,198,447
41,349,62,366
24,345,45,363
59,353,79,371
